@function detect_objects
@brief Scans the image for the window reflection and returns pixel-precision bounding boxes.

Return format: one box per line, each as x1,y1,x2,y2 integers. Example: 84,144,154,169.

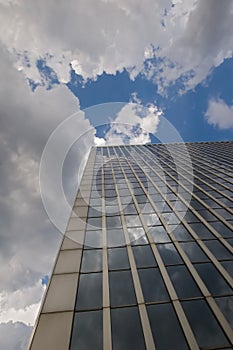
108,247,130,270
204,240,232,260
84,230,103,249
147,303,189,350
125,215,142,227
182,299,229,348
109,270,136,307
157,243,183,265
107,228,125,247
167,265,201,298
149,226,171,243
132,245,157,268
70,310,102,350
195,263,232,296
111,306,146,350
189,222,214,239
81,250,102,272
221,261,233,278
76,273,102,310
127,227,148,245
171,224,193,241
180,242,209,262
138,268,169,303
215,296,233,328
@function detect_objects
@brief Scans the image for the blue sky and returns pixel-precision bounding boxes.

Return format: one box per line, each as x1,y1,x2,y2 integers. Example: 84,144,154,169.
67,56,233,143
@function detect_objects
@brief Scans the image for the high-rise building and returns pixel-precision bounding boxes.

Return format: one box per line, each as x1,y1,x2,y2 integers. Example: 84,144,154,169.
28,141,233,350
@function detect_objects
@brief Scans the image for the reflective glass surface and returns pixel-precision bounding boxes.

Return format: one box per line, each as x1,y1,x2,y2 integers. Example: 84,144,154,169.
81,249,102,272
149,226,171,243
109,270,136,306
180,242,209,263
84,230,102,249
108,247,130,270
215,296,233,327
70,310,102,350
147,303,189,350
132,245,157,268
138,268,169,302
76,273,102,310
111,307,146,350
157,243,183,265
182,299,230,348
127,227,148,245
167,265,202,299
107,228,125,247
194,263,232,296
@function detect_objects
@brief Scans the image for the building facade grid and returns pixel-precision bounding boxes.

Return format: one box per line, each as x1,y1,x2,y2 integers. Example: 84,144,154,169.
29,141,233,350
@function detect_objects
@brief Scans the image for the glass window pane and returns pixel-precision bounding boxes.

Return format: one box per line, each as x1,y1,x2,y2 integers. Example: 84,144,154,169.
182,299,230,348
147,303,189,350
204,240,232,260
132,245,157,268
84,230,103,249
180,242,209,263
143,213,160,226
111,306,146,350
106,216,122,228
210,222,233,238
221,261,233,278
189,222,215,239
195,263,232,296
109,270,136,306
81,250,102,272
123,204,137,215
107,228,125,247
108,247,130,270
138,268,169,302
215,296,233,328
149,226,171,243
128,227,148,245
171,224,193,241
87,217,102,230
125,215,142,227
70,310,102,350
76,273,102,310
157,243,183,265
167,265,202,299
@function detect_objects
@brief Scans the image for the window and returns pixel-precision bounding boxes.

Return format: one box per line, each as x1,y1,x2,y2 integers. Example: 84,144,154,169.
109,270,136,307
76,273,102,310
147,303,189,350
111,307,146,350
138,268,169,303
70,310,102,350
108,247,130,270
182,299,230,348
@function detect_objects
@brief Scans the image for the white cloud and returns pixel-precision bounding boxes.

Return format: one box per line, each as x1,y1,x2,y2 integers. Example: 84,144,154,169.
104,100,162,145
205,98,233,129
0,46,94,347
0,321,32,350
0,0,232,92
94,136,106,146
0,280,45,325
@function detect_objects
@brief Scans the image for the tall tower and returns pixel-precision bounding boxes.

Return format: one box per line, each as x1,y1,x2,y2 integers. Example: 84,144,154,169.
29,141,233,350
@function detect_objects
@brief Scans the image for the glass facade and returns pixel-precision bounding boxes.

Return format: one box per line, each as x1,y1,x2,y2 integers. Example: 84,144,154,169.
29,141,233,350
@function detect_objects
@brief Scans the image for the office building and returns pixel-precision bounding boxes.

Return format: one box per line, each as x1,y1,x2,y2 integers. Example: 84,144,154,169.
29,141,233,350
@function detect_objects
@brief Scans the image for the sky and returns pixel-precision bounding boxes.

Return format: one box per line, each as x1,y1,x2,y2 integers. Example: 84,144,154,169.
0,1,233,349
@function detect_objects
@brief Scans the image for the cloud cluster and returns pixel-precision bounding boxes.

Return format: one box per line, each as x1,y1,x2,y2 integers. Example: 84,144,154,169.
205,98,233,129
0,46,94,348
0,322,32,350
0,0,232,92
101,101,162,145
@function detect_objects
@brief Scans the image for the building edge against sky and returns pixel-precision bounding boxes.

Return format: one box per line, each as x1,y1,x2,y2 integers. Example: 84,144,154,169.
28,141,233,350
